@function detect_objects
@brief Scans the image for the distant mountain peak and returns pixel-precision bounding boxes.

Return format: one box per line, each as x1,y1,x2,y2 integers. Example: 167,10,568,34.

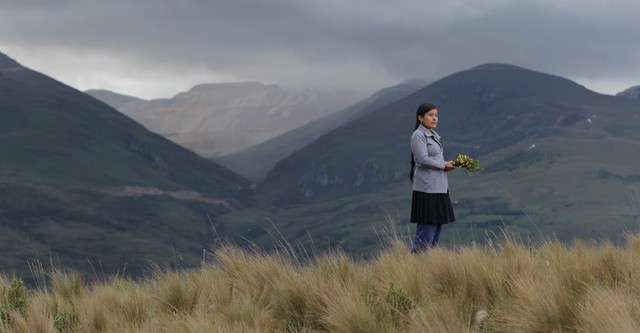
616,85,640,99
85,89,148,103
0,51,22,69
470,63,528,71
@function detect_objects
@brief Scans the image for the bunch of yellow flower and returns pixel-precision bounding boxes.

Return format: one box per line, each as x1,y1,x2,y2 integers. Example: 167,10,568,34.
453,154,482,175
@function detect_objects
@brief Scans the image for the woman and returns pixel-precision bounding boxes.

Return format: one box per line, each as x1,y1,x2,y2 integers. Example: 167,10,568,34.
409,102,456,253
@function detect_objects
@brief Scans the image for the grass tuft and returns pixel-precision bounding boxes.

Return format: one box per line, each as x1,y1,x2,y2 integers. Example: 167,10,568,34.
4,231,640,332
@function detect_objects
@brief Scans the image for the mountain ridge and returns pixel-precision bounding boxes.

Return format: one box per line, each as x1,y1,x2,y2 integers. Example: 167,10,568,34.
253,63,640,205
0,52,21,68
617,85,640,99
469,63,529,71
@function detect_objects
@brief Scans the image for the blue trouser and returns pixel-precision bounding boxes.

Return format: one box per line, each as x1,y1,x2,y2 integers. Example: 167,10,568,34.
411,224,442,253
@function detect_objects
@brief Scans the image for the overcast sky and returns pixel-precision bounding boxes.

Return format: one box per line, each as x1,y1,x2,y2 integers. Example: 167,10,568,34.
1,0,639,100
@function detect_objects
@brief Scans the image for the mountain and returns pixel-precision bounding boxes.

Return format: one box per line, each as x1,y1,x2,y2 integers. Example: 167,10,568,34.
86,83,362,157
254,63,640,205
0,51,249,279
215,63,640,255
85,89,146,105
617,85,640,99
212,80,428,181
0,52,21,68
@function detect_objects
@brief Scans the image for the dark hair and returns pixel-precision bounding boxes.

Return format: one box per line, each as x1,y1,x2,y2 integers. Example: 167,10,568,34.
409,103,437,182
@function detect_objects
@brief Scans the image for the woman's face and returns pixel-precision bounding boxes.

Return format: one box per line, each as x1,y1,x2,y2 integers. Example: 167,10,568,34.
419,109,438,130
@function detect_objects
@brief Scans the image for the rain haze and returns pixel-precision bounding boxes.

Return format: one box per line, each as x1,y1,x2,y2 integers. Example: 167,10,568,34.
1,0,639,99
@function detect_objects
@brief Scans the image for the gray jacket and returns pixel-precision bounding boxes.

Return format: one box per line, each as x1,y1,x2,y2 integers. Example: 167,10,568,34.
411,125,449,193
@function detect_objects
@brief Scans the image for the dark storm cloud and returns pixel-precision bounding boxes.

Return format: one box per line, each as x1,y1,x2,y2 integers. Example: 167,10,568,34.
1,0,639,98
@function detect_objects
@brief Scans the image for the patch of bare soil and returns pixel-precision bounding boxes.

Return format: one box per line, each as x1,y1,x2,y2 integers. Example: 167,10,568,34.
97,186,231,208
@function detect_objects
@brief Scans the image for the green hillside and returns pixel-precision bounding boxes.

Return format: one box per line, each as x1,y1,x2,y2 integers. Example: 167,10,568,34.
216,64,640,254
254,63,640,205
217,134,640,256
0,52,249,279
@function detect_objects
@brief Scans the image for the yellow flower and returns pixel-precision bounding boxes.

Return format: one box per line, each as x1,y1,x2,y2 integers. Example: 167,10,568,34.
453,153,482,176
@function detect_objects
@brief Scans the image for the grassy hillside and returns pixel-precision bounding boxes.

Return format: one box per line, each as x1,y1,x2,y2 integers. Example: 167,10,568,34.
253,64,640,206
0,182,232,278
216,64,640,255
0,70,246,193
0,52,249,280
3,233,640,332
215,116,640,256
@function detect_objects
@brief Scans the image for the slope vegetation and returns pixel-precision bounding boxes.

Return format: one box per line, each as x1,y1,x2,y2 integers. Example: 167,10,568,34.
217,64,640,254
0,52,249,279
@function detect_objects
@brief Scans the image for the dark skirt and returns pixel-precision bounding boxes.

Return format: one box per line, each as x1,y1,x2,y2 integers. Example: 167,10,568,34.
411,191,455,225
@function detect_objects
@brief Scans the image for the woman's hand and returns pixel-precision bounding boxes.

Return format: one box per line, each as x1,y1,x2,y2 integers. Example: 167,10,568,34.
444,161,456,171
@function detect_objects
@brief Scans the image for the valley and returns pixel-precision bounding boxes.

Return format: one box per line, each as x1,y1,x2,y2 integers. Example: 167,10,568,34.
2,50,640,281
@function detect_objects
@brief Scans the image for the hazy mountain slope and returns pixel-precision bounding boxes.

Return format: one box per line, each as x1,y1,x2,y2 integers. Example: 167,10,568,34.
0,51,249,279
84,89,149,120
87,83,362,157
617,85,640,99
212,80,427,181
253,64,640,206
85,89,146,105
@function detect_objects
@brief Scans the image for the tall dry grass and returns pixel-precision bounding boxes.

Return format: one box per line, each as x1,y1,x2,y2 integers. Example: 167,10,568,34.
3,232,640,332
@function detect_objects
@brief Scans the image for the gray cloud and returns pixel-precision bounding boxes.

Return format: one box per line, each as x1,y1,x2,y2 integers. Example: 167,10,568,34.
1,0,639,99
